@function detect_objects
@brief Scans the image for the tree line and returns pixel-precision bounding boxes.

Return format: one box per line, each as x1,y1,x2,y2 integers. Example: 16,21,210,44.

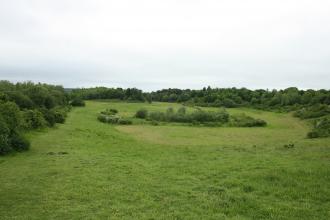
70,87,150,102
0,80,71,155
150,87,330,110
71,86,330,109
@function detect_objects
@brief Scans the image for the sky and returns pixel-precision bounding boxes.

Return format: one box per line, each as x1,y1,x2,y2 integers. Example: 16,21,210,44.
0,0,330,91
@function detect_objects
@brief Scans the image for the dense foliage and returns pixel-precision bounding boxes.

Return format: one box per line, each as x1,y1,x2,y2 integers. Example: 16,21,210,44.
70,87,146,102
150,87,330,109
135,109,148,119
97,108,132,125
70,97,85,106
229,114,267,127
70,86,330,109
292,104,330,138
0,81,70,155
135,107,266,127
307,118,330,138
293,104,330,119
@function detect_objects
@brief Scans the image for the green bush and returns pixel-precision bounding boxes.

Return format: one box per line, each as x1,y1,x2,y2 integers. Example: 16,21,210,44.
118,119,133,125
97,114,107,123
294,105,330,119
10,132,30,152
98,113,132,125
70,97,85,107
149,111,166,121
307,118,330,138
23,109,47,129
100,108,118,115
109,109,118,114
230,114,267,127
0,101,23,131
0,117,11,155
177,107,186,115
53,110,66,123
147,108,230,124
40,108,56,127
135,109,148,119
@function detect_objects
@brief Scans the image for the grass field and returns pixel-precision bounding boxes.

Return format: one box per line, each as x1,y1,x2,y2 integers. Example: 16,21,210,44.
1,101,330,219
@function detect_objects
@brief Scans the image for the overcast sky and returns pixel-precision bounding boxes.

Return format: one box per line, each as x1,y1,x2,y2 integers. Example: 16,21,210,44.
0,0,329,91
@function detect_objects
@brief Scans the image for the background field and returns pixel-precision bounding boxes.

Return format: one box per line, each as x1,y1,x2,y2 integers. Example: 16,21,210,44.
1,101,329,219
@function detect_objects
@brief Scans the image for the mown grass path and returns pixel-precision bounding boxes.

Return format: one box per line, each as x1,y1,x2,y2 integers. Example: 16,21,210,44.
1,101,329,219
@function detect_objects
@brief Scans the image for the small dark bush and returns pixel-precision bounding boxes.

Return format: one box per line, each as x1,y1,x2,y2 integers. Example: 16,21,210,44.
107,115,120,124
150,120,159,126
110,109,118,114
40,108,56,127
118,118,133,125
135,109,148,119
0,118,11,155
70,97,85,107
10,132,30,152
149,111,166,121
230,114,267,127
100,108,118,115
97,114,107,123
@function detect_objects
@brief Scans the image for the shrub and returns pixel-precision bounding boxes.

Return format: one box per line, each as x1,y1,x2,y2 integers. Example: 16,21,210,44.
10,132,30,152
53,110,66,123
135,109,148,119
177,107,186,115
294,105,330,119
0,101,23,131
230,114,267,127
109,109,118,114
0,117,11,155
147,108,230,124
70,97,85,107
40,108,56,127
97,112,132,125
150,120,159,126
307,118,330,138
100,108,118,115
23,109,47,129
107,115,120,124
149,111,166,121
118,118,133,125
97,114,107,123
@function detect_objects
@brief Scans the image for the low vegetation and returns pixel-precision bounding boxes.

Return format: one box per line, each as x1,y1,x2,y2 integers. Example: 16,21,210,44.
0,80,76,155
1,81,330,219
71,86,330,110
307,118,330,138
293,104,330,138
135,107,266,127
70,97,86,106
97,108,132,125
1,100,329,219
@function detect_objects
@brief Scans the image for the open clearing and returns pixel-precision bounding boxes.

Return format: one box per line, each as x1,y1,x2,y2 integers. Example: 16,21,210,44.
1,101,329,219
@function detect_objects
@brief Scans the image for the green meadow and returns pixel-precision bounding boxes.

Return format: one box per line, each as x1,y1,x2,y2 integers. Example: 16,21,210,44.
1,100,329,219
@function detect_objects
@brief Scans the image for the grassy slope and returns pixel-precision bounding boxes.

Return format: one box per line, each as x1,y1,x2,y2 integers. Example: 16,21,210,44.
0,101,329,219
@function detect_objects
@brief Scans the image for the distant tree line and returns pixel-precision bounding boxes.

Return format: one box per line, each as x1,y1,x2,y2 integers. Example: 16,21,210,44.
71,86,330,110
150,87,330,110
0,81,71,155
73,86,329,138
70,87,149,102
